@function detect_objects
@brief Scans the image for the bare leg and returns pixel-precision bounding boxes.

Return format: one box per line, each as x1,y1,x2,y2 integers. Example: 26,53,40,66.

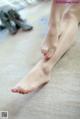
11,13,78,94
41,1,80,60
43,14,78,72
41,0,59,60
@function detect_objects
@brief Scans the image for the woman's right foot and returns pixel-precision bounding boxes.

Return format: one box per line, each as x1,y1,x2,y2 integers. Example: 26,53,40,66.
41,13,76,61
41,28,58,60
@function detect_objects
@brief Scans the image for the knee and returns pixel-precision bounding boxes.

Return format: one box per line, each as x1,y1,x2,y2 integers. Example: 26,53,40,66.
67,13,78,32
69,12,78,26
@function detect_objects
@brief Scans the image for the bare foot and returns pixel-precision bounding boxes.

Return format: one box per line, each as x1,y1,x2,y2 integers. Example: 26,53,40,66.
11,61,50,94
41,13,77,61
42,14,78,72
41,28,58,60
11,14,78,95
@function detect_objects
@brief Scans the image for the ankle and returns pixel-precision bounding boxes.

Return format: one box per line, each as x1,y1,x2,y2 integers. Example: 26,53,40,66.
41,62,50,75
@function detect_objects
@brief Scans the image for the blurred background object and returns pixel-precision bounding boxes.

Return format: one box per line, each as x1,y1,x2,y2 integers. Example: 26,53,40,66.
0,0,50,9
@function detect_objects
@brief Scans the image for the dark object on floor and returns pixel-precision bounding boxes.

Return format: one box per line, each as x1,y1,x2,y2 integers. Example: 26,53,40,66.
0,25,6,30
8,9,33,31
0,11,17,35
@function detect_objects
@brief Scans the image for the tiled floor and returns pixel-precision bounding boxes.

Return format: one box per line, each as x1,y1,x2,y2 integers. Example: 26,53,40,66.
0,1,80,119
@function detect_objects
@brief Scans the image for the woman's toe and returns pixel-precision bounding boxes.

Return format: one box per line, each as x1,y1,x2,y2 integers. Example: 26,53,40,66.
11,86,21,93
11,86,33,94
41,45,49,55
11,88,18,93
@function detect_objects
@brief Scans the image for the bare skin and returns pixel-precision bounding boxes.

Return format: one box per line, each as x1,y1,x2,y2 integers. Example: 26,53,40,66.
11,0,80,94
41,0,58,60
41,2,80,60
11,13,78,94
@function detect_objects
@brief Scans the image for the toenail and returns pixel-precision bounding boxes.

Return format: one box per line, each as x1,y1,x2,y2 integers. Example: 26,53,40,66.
11,89,16,92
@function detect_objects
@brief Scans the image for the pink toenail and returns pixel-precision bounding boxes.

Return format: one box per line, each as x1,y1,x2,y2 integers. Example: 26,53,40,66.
11,89,17,93
44,54,51,60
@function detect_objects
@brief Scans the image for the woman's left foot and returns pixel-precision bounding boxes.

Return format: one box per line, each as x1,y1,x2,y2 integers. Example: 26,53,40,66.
11,61,50,94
